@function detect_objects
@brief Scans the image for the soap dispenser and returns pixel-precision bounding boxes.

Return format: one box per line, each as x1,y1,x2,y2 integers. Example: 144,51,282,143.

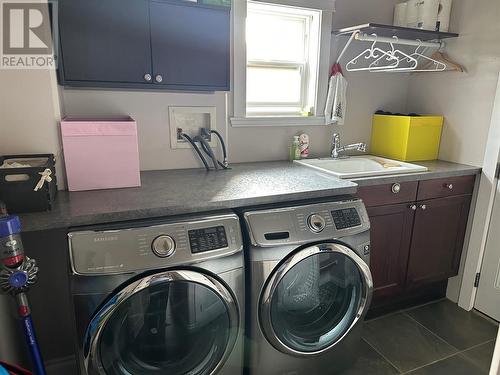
290,136,301,161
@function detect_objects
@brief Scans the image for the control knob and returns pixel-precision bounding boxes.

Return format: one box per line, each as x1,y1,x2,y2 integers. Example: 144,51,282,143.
307,214,326,233
152,235,176,258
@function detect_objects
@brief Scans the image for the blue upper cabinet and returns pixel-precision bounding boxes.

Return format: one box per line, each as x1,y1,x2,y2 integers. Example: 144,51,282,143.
58,0,153,86
150,1,230,90
57,0,231,91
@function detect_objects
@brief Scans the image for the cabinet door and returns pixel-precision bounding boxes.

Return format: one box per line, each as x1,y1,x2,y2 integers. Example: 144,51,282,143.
59,0,152,85
407,195,472,288
150,1,230,90
366,203,415,304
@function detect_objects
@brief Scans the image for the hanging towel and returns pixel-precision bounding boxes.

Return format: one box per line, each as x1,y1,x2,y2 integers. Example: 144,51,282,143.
325,63,348,125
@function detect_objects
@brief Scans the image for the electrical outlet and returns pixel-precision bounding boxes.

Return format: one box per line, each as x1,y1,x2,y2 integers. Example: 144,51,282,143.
169,106,218,150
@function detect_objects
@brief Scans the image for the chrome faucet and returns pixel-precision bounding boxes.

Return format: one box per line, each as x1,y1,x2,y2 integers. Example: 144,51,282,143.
331,133,367,159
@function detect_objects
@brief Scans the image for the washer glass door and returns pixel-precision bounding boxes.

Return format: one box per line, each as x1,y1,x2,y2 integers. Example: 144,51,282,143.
260,242,372,355
85,270,239,375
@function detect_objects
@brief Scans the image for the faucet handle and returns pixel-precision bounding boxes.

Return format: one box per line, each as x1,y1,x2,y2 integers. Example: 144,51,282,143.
332,133,340,144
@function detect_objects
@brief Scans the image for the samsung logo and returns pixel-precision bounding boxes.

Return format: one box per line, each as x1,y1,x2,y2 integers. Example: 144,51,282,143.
94,236,118,243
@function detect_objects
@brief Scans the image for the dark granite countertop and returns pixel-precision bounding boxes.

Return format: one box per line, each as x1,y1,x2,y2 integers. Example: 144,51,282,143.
17,160,481,233
18,161,357,232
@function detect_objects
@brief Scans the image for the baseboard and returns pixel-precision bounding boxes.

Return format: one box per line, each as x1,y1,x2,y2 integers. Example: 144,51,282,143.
367,281,448,319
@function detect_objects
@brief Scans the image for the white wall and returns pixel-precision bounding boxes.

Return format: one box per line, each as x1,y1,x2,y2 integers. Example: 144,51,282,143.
407,0,500,167
0,0,406,174
0,69,64,177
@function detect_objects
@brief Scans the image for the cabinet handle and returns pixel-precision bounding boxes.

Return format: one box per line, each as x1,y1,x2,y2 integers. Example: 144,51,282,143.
410,204,417,211
420,204,427,210
391,183,401,194
155,74,163,83
445,183,454,190
144,73,152,82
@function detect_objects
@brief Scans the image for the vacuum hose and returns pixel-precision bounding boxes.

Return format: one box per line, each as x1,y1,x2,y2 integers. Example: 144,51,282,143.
0,216,46,375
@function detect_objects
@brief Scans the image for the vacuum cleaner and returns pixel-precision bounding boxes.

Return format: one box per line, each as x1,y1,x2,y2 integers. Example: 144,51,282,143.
0,215,46,375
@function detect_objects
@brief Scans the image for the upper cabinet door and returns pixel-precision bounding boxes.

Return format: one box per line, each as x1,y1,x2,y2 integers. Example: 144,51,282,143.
150,1,230,90
59,0,152,85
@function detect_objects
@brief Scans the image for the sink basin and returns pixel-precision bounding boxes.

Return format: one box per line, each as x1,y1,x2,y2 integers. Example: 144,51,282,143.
295,156,428,179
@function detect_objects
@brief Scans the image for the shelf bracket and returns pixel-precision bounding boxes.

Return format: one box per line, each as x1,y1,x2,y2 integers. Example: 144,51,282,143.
335,30,359,63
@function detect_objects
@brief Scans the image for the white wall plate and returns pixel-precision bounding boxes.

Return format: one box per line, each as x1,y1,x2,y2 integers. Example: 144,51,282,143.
169,106,218,150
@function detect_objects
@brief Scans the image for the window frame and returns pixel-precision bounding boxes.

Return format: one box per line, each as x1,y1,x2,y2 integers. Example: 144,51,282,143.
246,3,313,116
231,0,335,127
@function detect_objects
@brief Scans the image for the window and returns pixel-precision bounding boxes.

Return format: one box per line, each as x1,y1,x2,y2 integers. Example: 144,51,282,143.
245,2,321,117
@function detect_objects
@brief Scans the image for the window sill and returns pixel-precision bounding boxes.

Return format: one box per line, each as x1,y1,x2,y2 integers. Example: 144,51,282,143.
230,116,326,127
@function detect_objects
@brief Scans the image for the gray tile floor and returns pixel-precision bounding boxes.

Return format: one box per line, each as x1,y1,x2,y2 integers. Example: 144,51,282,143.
341,299,498,375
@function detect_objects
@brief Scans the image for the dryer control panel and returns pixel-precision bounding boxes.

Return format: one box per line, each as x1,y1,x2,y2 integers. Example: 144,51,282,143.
69,213,242,276
244,199,370,247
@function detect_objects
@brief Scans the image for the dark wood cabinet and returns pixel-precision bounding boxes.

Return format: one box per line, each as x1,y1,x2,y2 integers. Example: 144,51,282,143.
406,195,472,288
150,1,230,90
367,203,414,302
357,176,476,310
58,0,231,91
357,181,418,207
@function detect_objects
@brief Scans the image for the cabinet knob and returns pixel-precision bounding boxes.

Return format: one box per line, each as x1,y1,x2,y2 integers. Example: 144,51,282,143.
155,74,163,83
445,183,454,190
420,204,427,210
144,73,152,82
410,204,417,211
391,183,401,194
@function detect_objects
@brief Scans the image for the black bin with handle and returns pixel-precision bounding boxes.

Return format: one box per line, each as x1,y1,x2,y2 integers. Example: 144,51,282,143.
0,154,57,214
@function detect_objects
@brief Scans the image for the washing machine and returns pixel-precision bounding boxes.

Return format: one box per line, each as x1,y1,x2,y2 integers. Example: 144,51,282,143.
242,198,373,375
68,211,244,375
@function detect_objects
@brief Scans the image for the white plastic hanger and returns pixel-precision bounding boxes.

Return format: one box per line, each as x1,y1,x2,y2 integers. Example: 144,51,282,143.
369,37,418,72
346,35,399,72
380,41,447,73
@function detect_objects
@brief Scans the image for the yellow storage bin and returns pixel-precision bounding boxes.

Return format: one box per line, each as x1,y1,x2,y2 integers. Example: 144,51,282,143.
371,114,444,161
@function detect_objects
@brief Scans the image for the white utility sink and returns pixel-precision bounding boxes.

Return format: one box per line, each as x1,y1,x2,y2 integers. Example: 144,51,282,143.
295,155,428,179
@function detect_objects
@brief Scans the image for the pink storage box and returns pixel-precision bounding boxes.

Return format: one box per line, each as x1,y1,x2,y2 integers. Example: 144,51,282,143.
61,117,141,191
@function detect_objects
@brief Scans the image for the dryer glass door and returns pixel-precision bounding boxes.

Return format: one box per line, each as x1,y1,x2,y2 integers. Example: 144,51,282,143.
260,242,372,355
84,270,239,375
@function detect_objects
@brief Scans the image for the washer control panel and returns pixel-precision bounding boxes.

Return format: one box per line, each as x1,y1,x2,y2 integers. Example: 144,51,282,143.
244,199,369,247
331,208,362,230
188,226,228,254
68,213,242,275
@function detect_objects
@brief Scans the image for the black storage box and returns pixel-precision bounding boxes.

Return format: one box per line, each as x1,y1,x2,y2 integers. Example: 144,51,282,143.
0,154,58,214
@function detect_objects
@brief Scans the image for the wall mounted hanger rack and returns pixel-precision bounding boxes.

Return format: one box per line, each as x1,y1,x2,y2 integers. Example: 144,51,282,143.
332,23,460,73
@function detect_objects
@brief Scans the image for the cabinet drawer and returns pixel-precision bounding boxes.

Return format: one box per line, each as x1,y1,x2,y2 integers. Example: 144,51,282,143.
417,175,476,200
357,181,418,207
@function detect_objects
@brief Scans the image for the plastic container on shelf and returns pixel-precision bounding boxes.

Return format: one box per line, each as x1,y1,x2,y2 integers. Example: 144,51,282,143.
371,114,444,161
